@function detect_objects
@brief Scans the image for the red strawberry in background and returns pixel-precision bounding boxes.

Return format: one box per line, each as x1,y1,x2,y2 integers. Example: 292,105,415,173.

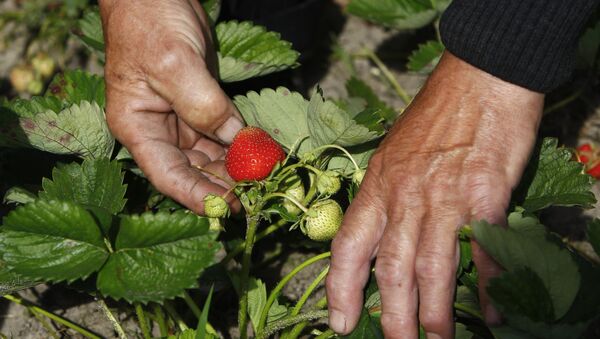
226,127,286,181
575,143,600,179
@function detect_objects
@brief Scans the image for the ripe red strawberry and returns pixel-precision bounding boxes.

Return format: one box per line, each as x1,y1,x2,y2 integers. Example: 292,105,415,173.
576,143,593,164
225,127,286,181
587,162,600,179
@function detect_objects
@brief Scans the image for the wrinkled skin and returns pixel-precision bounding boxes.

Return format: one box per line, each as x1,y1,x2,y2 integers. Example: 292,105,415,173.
326,52,544,338
100,1,545,338
100,0,243,214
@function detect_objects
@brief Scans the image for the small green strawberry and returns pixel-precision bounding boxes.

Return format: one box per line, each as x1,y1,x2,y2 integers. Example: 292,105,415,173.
352,169,365,185
283,182,306,214
317,171,341,196
302,199,343,241
203,194,229,218
31,53,55,78
9,65,35,93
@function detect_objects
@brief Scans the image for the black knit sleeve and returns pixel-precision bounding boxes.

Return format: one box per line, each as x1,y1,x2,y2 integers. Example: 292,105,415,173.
440,0,599,93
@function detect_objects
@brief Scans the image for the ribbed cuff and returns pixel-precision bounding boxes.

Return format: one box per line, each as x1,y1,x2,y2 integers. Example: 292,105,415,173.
440,0,598,93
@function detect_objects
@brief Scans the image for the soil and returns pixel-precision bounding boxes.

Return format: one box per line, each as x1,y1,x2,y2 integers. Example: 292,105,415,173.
1,1,600,338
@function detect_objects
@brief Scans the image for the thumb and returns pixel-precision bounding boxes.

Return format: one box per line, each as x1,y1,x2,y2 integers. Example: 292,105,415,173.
149,46,244,144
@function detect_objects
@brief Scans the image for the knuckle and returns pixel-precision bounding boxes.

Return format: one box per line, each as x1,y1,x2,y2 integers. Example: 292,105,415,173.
154,43,197,74
415,255,447,282
419,310,450,333
374,253,404,287
380,313,412,337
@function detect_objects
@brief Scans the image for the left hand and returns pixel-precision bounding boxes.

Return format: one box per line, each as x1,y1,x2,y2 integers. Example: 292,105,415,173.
325,52,544,338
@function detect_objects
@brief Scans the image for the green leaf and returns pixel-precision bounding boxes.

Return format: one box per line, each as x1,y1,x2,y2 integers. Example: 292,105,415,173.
342,307,383,339
353,108,386,135
3,187,36,205
216,21,299,82
455,286,480,319
0,261,39,296
587,219,600,257
45,70,106,108
502,316,588,339
0,100,114,159
0,200,109,283
347,0,439,30
487,267,554,322
97,211,221,303
75,8,105,61
472,211,580,319
517,138,596,211
345,77,396,122
407,40,444,73
234,87,312,154
307,90,381,147
247,278,268,333
39,158,127,214
247,278,288,332
200,0,221,24
196,286,214,339
0,96,66,118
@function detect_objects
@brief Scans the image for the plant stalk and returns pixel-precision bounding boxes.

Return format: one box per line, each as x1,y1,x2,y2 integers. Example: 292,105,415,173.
3,295,101,339
164,301,189,331
257,252,331,334
454,302,483,320
153,304,168,338
98,298,128,339
238,214,260,339
290,266,329,316
315,328,335,339
258,310,329,339
361,49,412,105
135,303,151,339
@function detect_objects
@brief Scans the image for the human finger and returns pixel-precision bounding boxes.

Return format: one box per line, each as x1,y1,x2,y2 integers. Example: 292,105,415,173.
374,203,421,339
147,44,244,144
327,175,387,335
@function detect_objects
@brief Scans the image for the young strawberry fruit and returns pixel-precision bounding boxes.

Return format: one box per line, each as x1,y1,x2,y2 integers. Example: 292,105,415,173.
302,199,343,241
203,194,229,218
317,171,341,196
226,127,286,181
283,182,306,214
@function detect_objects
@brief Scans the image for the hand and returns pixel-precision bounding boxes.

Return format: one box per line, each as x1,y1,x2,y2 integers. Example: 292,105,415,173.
100,0,243,214
326,52,544,338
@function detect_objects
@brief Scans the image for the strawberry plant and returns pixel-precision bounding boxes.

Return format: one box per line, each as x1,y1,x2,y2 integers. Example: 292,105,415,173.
1,0,600,338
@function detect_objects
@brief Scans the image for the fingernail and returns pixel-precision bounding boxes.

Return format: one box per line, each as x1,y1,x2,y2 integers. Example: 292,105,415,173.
215,116,244,144
485,305,502,326
426,333,442,339
328,310,347,333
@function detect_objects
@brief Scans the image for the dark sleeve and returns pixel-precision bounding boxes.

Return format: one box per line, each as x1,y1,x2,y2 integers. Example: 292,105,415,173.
440,0,599,93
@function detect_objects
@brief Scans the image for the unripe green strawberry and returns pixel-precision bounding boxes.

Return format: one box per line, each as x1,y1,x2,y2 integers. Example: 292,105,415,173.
352,169,365,185
27,79,44,95
283,183,305,214
203,194,229,218
317,171,341,196
303,199,343,241
31,53,55,78
9,65,35,92
226,127,286,181
208,218,223,231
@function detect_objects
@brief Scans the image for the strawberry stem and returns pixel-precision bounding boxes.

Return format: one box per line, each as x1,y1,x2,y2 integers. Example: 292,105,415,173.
264,192,310,214
193,165,235,187
311,144,361,171
257,252,331,335
238,214,260,339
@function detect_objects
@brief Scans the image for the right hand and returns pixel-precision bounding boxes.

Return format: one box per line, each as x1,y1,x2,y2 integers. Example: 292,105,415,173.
100,0,244,214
